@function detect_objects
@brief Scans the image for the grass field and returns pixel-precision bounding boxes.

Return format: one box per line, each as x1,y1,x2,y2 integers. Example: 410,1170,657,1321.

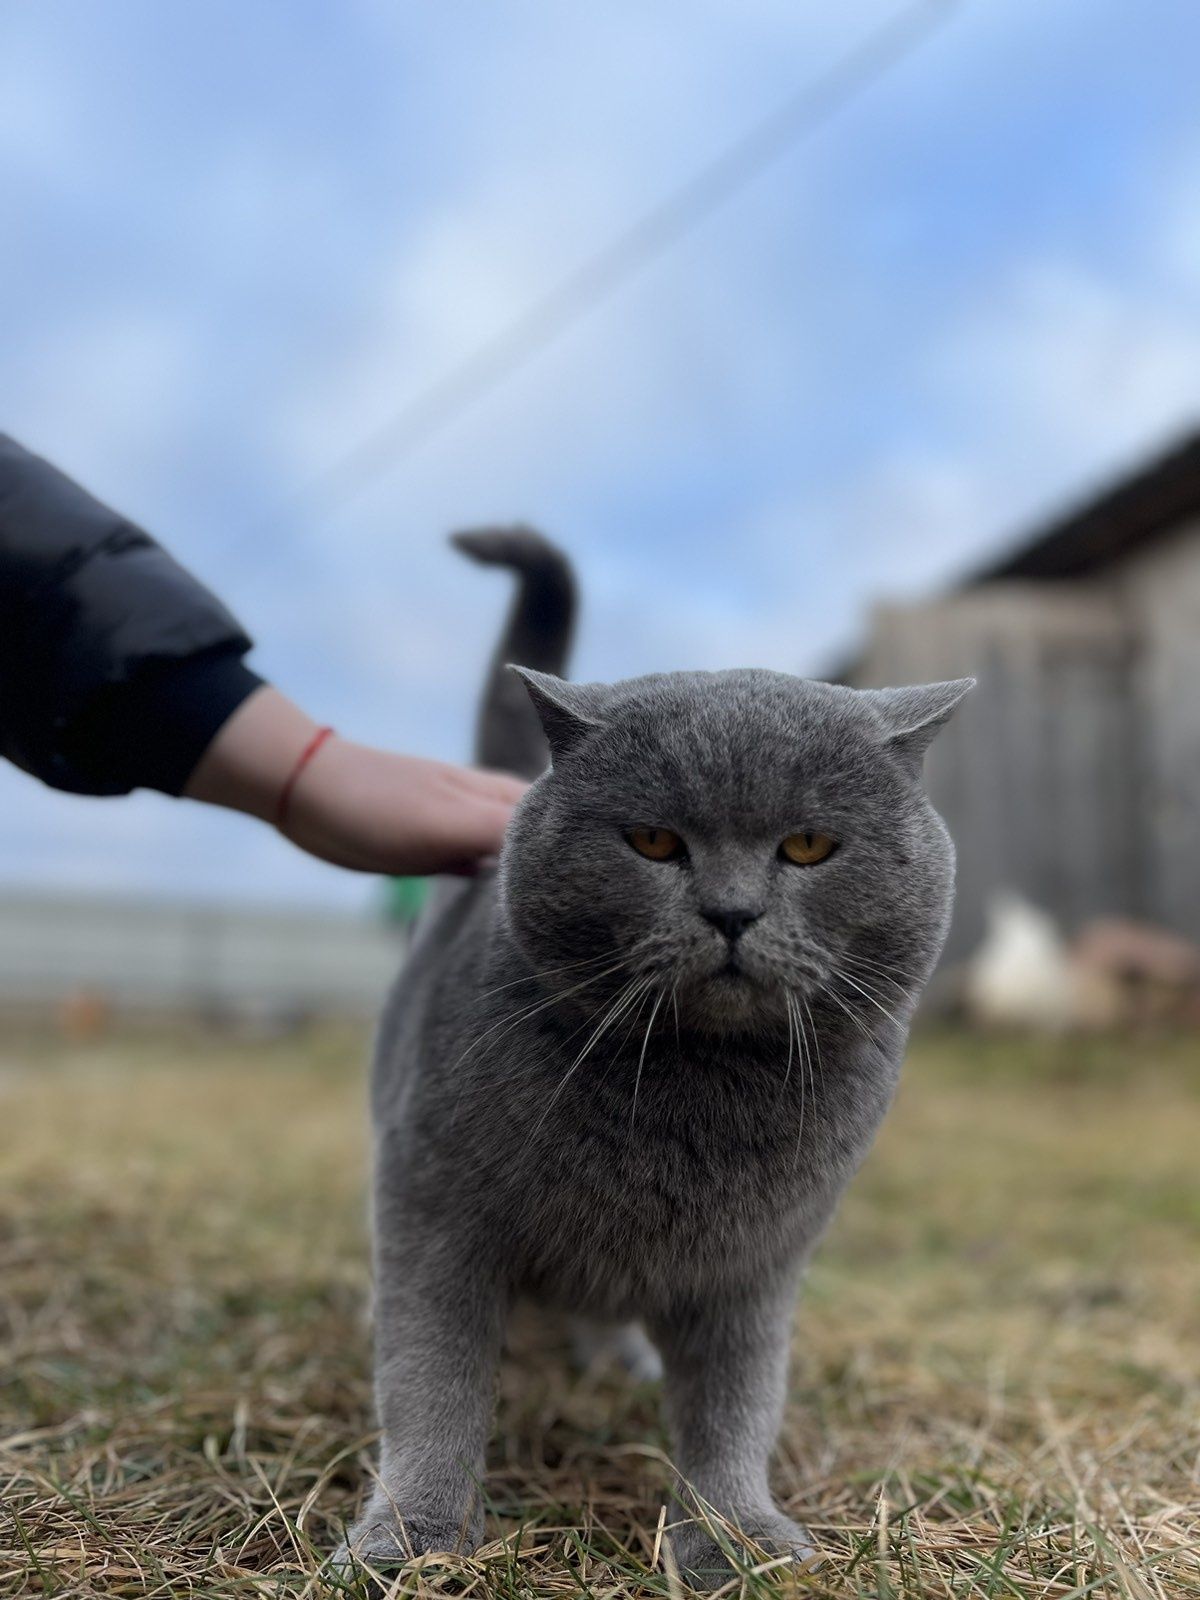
2,1024,1199,1599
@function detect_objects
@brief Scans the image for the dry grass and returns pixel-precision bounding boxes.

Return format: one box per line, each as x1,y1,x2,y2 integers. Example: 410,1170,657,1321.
2,1024,1199,1598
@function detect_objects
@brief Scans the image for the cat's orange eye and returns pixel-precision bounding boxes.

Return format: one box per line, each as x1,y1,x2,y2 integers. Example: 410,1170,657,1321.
628,827,685,862
780,831,837,866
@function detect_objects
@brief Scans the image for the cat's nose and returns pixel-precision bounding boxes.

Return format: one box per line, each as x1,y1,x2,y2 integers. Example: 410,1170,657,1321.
700,906,762,942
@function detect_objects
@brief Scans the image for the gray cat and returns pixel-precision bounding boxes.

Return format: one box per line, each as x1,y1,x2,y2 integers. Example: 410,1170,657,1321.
340,528,971,1583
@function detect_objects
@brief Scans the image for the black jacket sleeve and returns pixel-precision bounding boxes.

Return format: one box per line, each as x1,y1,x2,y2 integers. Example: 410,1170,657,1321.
0,434,263,796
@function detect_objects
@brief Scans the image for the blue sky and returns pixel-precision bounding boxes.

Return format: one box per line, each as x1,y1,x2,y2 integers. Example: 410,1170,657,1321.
2,0,1198,911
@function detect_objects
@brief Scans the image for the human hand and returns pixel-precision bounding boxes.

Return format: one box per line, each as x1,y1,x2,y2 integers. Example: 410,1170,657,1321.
184,686,527,875
282,738,527,874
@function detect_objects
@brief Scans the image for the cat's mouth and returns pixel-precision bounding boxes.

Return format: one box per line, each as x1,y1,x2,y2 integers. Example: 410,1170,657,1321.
697,948,830,998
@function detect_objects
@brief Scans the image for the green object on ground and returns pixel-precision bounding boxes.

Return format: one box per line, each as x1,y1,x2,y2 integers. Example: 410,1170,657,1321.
384,875,429,925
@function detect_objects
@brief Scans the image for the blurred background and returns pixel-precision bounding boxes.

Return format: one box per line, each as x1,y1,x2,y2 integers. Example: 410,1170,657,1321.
5,11,1200,1590
2,0,1198,1026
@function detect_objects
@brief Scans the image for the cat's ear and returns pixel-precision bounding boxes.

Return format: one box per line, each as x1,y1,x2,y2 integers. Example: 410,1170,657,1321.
860,678,975,776
509,667,607,763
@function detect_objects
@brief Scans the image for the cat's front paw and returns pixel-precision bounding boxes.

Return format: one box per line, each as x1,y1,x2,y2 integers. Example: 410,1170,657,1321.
670,1511,817,1588
334,1506,479,1577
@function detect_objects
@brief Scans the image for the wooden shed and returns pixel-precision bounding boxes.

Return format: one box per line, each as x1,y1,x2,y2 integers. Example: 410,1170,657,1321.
840,430,1200,961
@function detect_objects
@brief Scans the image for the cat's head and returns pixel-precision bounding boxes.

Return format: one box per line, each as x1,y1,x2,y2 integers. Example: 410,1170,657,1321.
500,668,972,1034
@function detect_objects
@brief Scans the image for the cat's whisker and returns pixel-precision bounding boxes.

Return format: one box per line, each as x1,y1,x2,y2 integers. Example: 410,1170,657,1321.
670,983,681,1050
499,979,633,1107
832,968,906,1031
534,974,654,1134
841,946,923,980
833,964,906,1010
791,997,809,1170
471,946,635,1005
462,967,622,1061
839,949,923,992
477,990,620,1101
550,972,652,1100
460,983,627,1098
790,999,806,1172
452,957,631,1077
781,992,796,1091
785,995,798,1102
801,994,826,1099
822,983,875,1042
621,978,661,1052
629,987,666,1134
837,961,919,1006
840,963,918,995
805,1001,818,1116
468,964,665,1103
470,947,678,1100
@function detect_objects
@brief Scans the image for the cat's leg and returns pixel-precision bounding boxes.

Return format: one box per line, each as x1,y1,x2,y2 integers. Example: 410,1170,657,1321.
339,1199,506,1568
569,1316,663,1382
652,1278,813,1585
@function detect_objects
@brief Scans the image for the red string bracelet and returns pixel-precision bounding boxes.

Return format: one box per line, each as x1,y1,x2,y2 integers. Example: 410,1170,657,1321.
275,726,335,832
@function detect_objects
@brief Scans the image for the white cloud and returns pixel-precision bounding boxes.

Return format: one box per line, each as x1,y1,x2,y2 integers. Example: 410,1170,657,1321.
936,260,1200,467
727,157,1200,672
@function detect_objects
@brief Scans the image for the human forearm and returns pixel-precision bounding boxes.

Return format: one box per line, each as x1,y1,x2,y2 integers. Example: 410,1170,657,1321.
184,685,528,875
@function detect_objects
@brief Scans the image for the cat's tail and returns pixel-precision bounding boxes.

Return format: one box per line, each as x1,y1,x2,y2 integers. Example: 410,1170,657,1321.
451,525,577,777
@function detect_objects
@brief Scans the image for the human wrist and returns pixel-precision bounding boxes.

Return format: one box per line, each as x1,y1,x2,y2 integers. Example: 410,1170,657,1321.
183,685,322,822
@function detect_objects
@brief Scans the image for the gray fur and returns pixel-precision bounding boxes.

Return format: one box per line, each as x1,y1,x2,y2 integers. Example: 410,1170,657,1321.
452,525,576,776
341,536,972,1582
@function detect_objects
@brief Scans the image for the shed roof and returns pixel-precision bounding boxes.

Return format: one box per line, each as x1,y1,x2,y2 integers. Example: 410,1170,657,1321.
830,426,1200,683
961,427,1200,585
